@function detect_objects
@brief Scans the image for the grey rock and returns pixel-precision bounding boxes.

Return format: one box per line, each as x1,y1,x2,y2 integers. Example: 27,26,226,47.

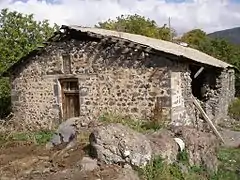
114,167,140,180
89,123,152,167
146,129,179,164
79,157,98,172
46,117,79,150
172,126,220,172
177,162,189,174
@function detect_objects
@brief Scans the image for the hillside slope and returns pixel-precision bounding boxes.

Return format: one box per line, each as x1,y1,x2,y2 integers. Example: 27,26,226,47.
208,27,240,45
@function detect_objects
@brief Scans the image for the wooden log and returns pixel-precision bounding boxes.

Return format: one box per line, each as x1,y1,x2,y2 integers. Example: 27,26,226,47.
192,96,225,144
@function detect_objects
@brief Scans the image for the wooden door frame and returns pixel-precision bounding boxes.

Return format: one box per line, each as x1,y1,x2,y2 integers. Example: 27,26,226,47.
59,78,80,121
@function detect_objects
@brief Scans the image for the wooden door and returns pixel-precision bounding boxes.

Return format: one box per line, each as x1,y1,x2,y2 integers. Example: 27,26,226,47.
60,79,80,120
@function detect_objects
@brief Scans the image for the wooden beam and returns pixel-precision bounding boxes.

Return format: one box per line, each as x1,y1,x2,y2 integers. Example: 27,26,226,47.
192,96,225,144
194,67,204,79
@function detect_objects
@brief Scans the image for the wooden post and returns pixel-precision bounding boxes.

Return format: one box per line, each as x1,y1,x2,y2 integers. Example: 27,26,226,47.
194,67,204,79
168,17,173,42
192,96,225,144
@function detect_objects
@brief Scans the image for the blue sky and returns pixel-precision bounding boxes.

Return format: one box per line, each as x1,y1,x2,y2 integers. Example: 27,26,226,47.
231,0,240,3
1,0,240,34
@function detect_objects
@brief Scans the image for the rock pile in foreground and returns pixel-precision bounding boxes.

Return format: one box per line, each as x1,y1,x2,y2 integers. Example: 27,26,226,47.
45,118,220,178
89,123,152,167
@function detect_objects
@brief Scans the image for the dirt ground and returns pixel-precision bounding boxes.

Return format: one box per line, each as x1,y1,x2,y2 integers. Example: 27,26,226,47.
220,128,240,148
0,127,239,180
0,141,122,180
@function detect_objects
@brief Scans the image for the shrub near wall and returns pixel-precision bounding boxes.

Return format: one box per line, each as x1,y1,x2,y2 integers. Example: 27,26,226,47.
228,98,240,121
0,78,11,119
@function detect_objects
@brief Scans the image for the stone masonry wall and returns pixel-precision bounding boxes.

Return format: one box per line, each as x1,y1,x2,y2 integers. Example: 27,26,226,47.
11,56,60,129
213,69,235,123
196,68,235,124
170,62,235,127
10,35,235,129
10,38,173,128
170,62,192,126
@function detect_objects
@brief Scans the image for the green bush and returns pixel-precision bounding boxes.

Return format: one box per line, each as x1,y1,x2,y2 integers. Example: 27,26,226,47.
177,149,189,165
136,147,240,180
0,77,11,119
228,98,240,121
137,156,184,180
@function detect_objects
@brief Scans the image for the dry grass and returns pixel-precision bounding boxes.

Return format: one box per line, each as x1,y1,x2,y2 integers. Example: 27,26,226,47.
0,112,56,136
99,112,164,133
77,131,91,144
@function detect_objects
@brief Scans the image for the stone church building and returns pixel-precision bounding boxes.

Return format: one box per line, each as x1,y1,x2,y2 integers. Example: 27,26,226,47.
2,25,235,128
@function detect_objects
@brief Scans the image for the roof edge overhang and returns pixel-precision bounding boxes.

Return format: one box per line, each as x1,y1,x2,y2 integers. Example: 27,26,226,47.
61,25,234,69
0,25,237,77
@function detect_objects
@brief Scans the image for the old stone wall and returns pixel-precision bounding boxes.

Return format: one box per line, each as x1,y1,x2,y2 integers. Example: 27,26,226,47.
10,38,173,128
213,69,235,123
170,63,192,126
170,62,235,127
10,35,235,129
195,68,235,124
11,56,60,129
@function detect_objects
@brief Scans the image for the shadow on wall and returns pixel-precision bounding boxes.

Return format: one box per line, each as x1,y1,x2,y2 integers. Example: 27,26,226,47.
189,64,220,102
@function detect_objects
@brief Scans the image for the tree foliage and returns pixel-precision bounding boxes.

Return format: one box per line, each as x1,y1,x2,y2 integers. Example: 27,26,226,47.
96,14,174,41
180,29,214,54
181,29,207,46
181,29,240,96
0,8,58,72
0,8,58,118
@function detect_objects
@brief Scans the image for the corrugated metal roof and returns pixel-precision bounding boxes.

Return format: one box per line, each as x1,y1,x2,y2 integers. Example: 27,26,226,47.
67,25,233,68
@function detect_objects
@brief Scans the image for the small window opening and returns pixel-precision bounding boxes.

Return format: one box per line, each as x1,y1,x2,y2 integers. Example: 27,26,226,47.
62,54,71,74
60,78,80,120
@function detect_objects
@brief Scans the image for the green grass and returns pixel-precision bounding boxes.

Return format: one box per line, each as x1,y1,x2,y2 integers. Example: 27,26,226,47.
177,150,189,166
228,98,240,121
210,148,240,180
0,130,54,146
99,112,240,179
137,147,240,180
137,156,185,180
232,124,240,132
99,112,164,133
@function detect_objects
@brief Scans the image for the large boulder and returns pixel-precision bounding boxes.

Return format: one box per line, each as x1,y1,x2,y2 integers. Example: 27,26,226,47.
146,129,179,164
89,123,152,167
171,126,220,172
46,116,100,150
46,117,79,150
79,157,98,172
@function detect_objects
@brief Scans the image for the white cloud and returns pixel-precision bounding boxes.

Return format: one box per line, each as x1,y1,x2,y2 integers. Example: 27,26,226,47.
0,0,240,34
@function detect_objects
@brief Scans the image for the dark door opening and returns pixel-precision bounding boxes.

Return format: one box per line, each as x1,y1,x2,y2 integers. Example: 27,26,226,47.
60,78,80,120
189,65,205,100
